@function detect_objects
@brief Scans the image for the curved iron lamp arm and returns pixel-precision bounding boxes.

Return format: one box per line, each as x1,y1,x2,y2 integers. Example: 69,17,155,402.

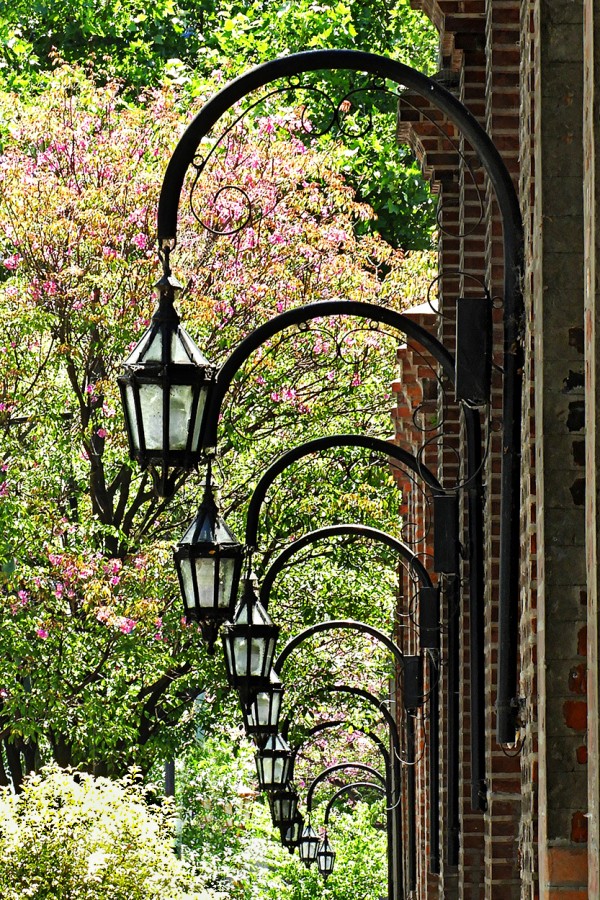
306,762,386,814
323,781,386,827
261,524,432,609
203,300,454,449
288,718,390,773
244,433,444,548
274,619,404,675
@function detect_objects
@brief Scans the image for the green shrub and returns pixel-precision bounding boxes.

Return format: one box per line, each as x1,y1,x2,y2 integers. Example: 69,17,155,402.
0,765,202,899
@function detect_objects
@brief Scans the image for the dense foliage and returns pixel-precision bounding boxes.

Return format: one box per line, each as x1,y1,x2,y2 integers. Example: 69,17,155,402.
0,0,438,248
0,765,202,899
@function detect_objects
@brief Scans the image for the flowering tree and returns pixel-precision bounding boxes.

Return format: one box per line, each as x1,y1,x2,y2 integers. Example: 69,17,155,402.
0,63,434,787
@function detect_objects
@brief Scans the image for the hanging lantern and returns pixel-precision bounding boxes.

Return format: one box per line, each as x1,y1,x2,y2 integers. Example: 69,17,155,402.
255,734,293,792
298,823,321,868
317,833,336,881
241,673,284,740
173,474,244,651
221,579,279,695
281,813,304,853
269,785,299,830
118,269,215,498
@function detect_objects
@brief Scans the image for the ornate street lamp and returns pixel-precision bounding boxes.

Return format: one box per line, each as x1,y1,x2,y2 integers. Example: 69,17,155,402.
221,578,279,696
255,734,293,792
118,260,215,498
317,832,336,881
281,813,304,853
298,822,321,869
269,785,299,831
240,672,284,740
173,472,244,651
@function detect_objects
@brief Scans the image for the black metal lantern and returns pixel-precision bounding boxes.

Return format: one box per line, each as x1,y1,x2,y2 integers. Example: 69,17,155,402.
255,734,293,792
221,579,279,695
298,823,321,869
281,813,304,853
117,268,215,498
269,785,299,830
173,475,244,651
317,833,336,881
241,672,284,740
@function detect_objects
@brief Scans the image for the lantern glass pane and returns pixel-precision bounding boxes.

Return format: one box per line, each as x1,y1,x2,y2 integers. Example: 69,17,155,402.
193,557,217,609
143,331,163,363
171,332,190,364
191,387,208,450
223,634,234,673
263,635,276,673
138,382,164,449
233,636,267,677
250,692,273,728
218,557,236,608
178,558,195,611
123,384,140,451
169,384,193,449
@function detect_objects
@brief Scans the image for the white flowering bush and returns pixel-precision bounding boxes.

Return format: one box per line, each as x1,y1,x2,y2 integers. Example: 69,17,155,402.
0,765,202,899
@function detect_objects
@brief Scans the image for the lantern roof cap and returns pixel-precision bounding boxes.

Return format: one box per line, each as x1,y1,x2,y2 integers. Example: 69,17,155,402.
261,733,291,754
178,480,241,548
123,311,212,370
233,582,274,628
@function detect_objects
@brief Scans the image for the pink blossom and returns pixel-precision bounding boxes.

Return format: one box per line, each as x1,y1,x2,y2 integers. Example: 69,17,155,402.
17,590,29,605
36,628,49,639
102,246,118,260
351,372,362,387
97,428,107,439
119,617,136,634
109,575,120,586
132,233,148,250
3,253,22,270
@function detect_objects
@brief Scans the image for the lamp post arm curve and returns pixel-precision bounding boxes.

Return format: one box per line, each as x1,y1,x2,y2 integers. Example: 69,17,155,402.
260,523,433,610
245,433,444,548
201,300,455,449
324,781,387,826
274,619,404,675
288,719,390,773
306,762,387,813
157,49,522,251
